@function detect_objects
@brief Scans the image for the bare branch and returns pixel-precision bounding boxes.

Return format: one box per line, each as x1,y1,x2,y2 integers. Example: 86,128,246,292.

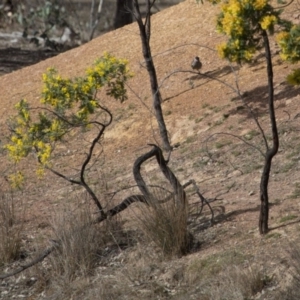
229,62,269,150
204,132,265,158
132,0,172,150
0,244,56,280
0,144,209,279
46,166,81,185
183,179,214,223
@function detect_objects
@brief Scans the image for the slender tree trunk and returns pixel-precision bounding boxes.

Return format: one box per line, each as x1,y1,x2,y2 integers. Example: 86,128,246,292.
114,0,133,29
133,0,172,151
259,30,279,234
89,0,104,41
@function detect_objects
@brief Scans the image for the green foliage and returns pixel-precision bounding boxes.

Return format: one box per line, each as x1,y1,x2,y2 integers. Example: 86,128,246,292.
277,25,300,63
212,0,300,83
287,69,300,86
276,24,300,83
5,53,132,181
214,0,289,63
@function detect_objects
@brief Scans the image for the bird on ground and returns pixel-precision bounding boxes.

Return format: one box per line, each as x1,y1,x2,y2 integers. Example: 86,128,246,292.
191,56,202,72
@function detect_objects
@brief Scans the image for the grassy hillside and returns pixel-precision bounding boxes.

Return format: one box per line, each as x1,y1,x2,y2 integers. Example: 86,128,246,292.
1,0,300,299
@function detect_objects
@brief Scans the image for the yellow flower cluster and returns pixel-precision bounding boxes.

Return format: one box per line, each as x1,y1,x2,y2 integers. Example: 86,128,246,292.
8,171,24,189
217,42,228,58
260,15,277,30
253,0,267,10
243,49,255,61
41,70,74,110
220,0,244,36
276,31,290,60
5,52,132,185
86,52,131,91
216,0,282,63
276,26,300,62
6,135,28,162
36,142,52,166
36,167,45,178
217,40,255,62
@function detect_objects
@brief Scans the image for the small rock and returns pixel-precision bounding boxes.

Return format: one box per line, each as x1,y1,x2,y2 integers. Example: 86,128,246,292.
228,169,242,177
1,291,9,295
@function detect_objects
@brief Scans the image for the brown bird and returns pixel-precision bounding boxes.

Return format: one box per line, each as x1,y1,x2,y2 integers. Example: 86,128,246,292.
191,56,202,72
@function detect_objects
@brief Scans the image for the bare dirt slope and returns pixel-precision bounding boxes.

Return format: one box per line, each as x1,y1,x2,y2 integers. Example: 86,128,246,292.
1,0,300,299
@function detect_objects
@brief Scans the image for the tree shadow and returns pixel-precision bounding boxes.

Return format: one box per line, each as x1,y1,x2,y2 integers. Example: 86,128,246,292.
164,65,239,102
191,205,261,233
226,81,300,121
269,219,300,231
207,65,240,78
189,65,239,81
232,81,300,104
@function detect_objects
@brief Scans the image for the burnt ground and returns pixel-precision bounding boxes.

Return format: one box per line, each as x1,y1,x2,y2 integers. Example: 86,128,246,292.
0,0,183,75
0,47,59,75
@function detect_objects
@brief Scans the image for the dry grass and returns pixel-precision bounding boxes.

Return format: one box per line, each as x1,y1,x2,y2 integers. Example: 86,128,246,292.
276,240,300,299
200,266,267,300
135,187,192,258
0,193,24,265
47,203,125,283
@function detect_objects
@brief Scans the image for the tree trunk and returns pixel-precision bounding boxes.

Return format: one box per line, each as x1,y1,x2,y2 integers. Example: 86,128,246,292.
133,0,172,151
259,30,279,234
114,0,133,29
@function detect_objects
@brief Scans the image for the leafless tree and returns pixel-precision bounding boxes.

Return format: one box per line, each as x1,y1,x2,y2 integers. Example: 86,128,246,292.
132,0,172,151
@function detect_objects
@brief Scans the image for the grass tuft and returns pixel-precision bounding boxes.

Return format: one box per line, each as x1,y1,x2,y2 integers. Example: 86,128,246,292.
136,188,192,258
48,204,125,282
0,193,24,265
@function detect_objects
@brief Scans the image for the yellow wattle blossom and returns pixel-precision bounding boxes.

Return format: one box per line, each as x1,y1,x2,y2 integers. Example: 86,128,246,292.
244,48,255,61
233,39,240,50
260,15,277,30
77,107,89,120
37,144,52,166
276,31,290,45
82,83,93,94
6,133,30,162
230,53,239,62
253,0,267,10
46,67,55,73
5,52,132,185
16,116,26,126
36,167,45,178
89,100,98,108
217,42,228,58
21,108,30,122
49,119,65,141
221,13,241,35
8,171,24,189
227,0,242,15
61,87,68,94
219,0,245,36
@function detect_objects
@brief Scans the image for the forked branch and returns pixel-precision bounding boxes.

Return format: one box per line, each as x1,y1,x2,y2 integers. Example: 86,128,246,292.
0,144,186,279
